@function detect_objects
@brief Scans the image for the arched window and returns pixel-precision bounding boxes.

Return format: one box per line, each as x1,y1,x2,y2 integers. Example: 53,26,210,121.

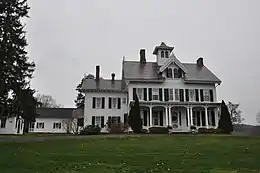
165,51,169,58
174,68,179,78
161,51,164,58
166,68,172,78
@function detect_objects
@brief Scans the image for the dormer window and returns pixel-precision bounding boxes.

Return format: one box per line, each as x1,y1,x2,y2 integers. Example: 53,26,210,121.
174,68,182,78
165,51,169,58
161,51,164,58
166,68,173,78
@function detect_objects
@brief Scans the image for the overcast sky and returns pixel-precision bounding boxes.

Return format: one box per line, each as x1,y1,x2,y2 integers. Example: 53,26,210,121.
26,0,260,125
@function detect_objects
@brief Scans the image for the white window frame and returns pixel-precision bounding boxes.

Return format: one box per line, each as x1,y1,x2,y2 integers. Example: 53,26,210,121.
174,89,180,101
152,88,159,101
122,97,127,104
169,88,174,100
189,89,195,101
96,97,102,109
36,122,44,129
137,88,143,100
95,116,102,127
112,97,117,109
53,122,61,129
203,90,210,101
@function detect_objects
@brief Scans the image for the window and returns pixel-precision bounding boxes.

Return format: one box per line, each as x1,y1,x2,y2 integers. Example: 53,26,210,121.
203,90,210,101
36,122,44,129
53,122,61,129
169,89,174,100
112,98,117,108
152,88,159,100
96,97,102,108
161,51,164,57
165,51,169,58
174,89,180,101
0,118,6,128
174,68,180,78
153,114,159,125
166,68,173,78
122,97,127,104
137,88,143,100
92,116,104,127
29,122,35,129
189,89,195,101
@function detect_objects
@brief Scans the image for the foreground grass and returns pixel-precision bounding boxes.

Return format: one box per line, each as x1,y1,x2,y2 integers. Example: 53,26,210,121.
0,135,260,173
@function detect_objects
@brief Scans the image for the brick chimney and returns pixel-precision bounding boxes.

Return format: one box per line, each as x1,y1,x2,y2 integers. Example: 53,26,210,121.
95,65,100,80
197,57,204,67
111,73,115,82
140,49,146,63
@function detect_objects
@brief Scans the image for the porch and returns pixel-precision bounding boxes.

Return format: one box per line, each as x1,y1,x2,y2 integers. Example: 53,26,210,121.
139,103,220,132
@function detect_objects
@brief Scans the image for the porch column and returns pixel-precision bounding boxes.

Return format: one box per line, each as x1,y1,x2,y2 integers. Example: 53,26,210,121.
187,106,190,127
149,106,152,127
165,106,168,126
215,107,219,127
169,107,172,126
190,107,194,126
205,106,208,128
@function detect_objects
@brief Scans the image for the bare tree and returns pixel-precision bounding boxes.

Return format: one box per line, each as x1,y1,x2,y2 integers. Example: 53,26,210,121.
227,101,244,124
62,118,78,134
35,94,63,108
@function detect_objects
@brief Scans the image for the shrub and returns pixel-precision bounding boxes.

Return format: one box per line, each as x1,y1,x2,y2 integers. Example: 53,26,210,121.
167,125,173,130
198,128,208,133
79,125,101,135
140,129,149,134
149,127,169,134
197,128,226,134
190,125,197,130
108,122,125,134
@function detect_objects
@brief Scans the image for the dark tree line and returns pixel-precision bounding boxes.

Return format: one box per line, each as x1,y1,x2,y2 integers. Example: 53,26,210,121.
0,0,38,133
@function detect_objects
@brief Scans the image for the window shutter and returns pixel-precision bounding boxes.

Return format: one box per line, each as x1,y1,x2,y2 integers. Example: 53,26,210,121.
159,88,163,101
143,110,147,126
149,88,152,101
101,117,104,128
200,89,204,102
92,116,95,125
117,98,121,109
124,113,128,124
209,89,214,102
164,88,169,101
53,123,55,129
159,111,163,126
102,97,105,108
186,111,188,126
143,88,147,101
108,116,111,128
133,88,136,100
185,89,189,102
195,89,199,101
117,116,121,124
108,97,112,109
92,97,96,108
179,89,184,102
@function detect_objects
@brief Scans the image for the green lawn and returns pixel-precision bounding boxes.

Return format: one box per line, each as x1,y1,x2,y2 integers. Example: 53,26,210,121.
1,135,260,173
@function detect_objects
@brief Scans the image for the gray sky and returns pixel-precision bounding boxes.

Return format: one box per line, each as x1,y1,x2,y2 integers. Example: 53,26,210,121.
26,0,260,125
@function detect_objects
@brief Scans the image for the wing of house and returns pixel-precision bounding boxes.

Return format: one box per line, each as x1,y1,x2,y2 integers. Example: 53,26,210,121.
82,42,222,132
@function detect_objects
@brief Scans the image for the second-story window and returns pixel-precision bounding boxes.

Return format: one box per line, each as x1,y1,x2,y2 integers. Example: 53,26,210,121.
112,98,117,108
161,51,164,58
174,89,180,101
152,88,159,100
96,97,102,108
203,90,210,101
137,88,143,100
165,51,169,58
189,89,195,101
122,97,126,104
166,68,173,78
169,89,174,100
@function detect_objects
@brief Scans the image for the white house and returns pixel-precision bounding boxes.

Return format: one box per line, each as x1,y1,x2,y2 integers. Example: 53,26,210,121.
81,42,222,132
0,117,24,135
28,108,77,133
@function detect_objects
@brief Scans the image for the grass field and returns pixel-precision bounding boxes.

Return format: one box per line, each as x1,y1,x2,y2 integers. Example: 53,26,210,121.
0,135,260,173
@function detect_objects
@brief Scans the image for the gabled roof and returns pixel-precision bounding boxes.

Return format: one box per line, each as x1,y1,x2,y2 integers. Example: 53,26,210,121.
36,108,74,119
123,61,164,80
182,63,221,84
158,53,188,74
153,42,174,54
81,78,125,92
123,60,221,84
